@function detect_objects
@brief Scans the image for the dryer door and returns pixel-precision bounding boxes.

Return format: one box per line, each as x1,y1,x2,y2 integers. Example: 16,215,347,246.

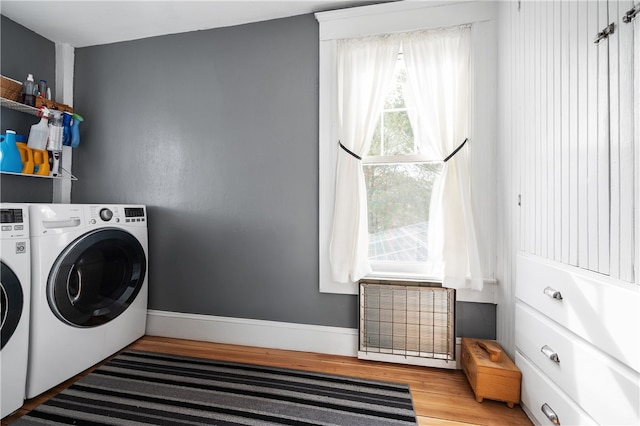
47,228,146,327
1,262,24,349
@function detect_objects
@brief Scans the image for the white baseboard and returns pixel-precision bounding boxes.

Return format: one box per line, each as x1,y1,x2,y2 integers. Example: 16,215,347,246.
145,310,359,357
146,310,464,369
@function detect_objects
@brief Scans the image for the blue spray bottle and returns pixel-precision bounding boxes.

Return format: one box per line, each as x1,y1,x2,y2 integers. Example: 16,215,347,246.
70,113,83,148
62,111,73,146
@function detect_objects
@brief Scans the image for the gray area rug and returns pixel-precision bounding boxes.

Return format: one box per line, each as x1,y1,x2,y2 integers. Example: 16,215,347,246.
14,350,417,425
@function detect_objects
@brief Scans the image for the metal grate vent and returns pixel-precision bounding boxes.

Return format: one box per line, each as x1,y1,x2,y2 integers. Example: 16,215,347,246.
358,282,456,367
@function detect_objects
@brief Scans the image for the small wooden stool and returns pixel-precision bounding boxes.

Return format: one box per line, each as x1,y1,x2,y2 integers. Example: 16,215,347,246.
461,337,521,408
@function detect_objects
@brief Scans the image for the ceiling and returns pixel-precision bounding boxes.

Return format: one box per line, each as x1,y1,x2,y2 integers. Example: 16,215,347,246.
1,1,370,48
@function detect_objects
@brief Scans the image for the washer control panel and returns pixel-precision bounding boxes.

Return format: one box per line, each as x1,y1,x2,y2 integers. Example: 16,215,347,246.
0,207,28,239
89,206,119,224
124,207,146,223
88,205,146,225
1,208,23,224
99,208,113,221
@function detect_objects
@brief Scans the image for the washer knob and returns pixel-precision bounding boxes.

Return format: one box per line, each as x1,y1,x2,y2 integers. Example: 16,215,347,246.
99,208,113,221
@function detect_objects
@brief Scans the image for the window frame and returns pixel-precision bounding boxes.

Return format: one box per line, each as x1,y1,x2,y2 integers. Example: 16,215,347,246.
316,1,498,302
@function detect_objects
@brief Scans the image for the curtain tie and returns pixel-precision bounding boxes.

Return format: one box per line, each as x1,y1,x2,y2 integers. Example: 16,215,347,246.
339,141,362,160
443,138,468,163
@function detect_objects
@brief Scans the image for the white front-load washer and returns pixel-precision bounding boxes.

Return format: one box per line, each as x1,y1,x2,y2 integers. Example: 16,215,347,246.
26,204,148,398
1,204,30,418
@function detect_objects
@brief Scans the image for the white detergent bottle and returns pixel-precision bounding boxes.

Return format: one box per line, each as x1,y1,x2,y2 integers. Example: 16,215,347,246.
27,107,50,151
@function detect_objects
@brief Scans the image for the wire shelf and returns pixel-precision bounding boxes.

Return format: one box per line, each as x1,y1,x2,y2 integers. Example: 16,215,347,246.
1,96,40,116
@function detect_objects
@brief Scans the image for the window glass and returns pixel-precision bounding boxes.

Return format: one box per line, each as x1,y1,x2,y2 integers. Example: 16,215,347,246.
364,51,442,270
369,53,415,157
364,163,442,264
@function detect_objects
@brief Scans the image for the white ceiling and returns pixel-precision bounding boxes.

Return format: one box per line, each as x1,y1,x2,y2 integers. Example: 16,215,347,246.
1,0,368,48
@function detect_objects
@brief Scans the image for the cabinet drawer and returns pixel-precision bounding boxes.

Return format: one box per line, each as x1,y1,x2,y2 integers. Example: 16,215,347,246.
516,352,597,426
515,302,640,425
516,254,640,372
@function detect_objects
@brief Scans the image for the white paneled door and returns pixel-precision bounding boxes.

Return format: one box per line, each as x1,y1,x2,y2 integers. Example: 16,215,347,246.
517,0,637,284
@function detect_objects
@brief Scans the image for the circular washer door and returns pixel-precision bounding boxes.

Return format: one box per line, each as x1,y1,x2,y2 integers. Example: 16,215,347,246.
1,261,24,349
47,228,146,328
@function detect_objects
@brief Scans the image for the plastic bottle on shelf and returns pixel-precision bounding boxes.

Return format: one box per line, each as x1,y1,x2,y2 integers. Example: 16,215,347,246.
27,107,50,151
47,110,64,177
70,114,83,148
0,130,25,173
16,142,35,174
38,80,47,98
22,74,36,107
62,112,73,146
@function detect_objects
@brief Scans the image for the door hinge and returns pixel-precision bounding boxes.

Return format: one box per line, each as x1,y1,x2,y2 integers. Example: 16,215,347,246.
623,4,640,23
594,22,615,44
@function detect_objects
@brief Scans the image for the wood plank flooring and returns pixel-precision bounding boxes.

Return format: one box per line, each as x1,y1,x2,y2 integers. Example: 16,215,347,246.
3,336,532,425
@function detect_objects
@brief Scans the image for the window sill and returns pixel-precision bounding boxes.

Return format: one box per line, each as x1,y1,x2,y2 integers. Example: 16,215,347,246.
320,271,497,304
364,271,497,286
365,273,497,304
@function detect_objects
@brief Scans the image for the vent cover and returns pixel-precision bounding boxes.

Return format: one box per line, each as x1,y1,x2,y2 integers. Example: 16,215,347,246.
358,282,456,368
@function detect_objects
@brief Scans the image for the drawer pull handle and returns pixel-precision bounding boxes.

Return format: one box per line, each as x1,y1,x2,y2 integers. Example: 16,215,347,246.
541,403,560,425
544,286,563,300
541,345,560,363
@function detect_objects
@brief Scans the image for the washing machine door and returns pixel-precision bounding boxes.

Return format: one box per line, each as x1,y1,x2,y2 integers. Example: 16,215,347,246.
47,228,146,327
1,262,24,349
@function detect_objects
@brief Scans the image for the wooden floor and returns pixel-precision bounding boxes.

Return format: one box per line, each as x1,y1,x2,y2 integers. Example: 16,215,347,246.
3,336,532,425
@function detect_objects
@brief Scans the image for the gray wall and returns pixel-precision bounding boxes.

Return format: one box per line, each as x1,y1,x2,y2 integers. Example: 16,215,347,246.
1,12,496,337
73,15,357,328
0,16,55,202
456,302,496,340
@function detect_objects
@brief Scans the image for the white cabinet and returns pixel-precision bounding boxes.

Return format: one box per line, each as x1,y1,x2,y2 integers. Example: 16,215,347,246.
515,254,640,425
516,255,639,372
513,0,638,283
516,352,597,426
511,1,639,423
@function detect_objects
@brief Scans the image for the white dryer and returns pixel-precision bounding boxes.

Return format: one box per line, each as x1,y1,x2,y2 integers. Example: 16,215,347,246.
1,204,30,418
27,204,148,398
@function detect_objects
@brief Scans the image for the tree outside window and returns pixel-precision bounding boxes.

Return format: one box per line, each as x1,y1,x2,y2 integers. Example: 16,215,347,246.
364,52,442,266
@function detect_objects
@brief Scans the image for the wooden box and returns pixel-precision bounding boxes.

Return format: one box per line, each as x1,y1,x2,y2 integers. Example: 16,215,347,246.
1,75,23,101
461,337,521,408
35,97,73,113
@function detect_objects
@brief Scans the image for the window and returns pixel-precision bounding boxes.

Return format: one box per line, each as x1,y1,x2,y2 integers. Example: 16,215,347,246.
316,2,498,301
364,52,443,272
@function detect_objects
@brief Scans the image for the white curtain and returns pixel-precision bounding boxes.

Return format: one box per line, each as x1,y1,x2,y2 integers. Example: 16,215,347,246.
330,35,401,283
403,26,484,290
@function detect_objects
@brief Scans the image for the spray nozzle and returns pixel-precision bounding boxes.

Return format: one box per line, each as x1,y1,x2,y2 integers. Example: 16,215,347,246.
39,106,50,119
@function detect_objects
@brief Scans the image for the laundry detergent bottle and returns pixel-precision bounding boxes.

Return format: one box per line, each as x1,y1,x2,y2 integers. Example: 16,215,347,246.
62,112,73,146
70,113,83,148
0,130,24,173
27,107,50,151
